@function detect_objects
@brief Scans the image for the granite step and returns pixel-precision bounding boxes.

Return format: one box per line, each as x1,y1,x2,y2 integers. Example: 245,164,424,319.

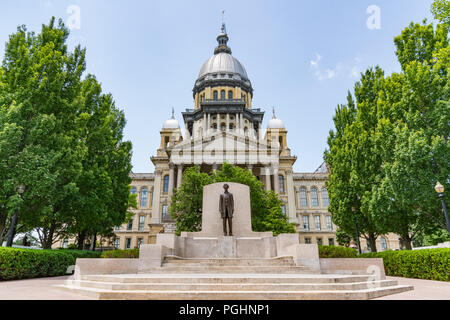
56,284,414,300
139,265,320,274
72,279,399,291
163,256,296,266
80,274,374,284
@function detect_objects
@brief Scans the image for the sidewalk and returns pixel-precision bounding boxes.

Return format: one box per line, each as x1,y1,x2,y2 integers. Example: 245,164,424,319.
373,276,450,300
0,275,448,300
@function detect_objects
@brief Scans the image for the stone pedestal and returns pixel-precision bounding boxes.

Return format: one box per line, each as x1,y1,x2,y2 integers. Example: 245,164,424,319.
138,182,320,272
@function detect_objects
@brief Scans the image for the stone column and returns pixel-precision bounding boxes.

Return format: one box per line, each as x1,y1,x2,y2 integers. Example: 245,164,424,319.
226,113,230,132
203,113,207,137
168,164,174,198
151,169,162,223
177,165,183,188
185,125,190,140
207,113,211,135
273,167,279,194
212,163,218,173
286,169,299,224
265,166,271,191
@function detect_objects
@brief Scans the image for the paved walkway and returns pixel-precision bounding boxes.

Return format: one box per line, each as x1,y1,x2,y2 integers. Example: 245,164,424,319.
0,275,448,300
373,276,450,300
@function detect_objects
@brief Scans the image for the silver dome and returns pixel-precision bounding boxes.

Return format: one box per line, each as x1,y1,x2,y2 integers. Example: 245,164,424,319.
198,52,248,80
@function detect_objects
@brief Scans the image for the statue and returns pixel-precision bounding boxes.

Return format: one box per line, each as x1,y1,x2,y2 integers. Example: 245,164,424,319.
219,183,234,236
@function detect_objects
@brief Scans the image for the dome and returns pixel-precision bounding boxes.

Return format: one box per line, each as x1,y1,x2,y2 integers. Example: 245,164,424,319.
163,109,179,129
267,118,285,129
267,108,285,129
198,52,248,80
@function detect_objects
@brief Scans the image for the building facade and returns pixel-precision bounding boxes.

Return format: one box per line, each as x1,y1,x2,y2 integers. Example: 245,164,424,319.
56,25,401,253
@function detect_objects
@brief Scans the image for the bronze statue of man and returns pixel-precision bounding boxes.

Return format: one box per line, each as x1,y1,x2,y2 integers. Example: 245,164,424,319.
219,183,234,236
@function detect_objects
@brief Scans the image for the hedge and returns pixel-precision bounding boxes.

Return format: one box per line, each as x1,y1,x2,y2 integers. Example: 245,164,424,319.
359,248,450,281
101,248,139,259
0,247,101,281
318,245,358,258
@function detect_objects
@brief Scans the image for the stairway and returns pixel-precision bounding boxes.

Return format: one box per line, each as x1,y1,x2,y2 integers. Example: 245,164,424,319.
57,256,413,300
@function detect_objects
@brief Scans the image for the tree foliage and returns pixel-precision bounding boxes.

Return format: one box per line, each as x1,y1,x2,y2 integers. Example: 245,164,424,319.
170,163,296,236
0,18,133,248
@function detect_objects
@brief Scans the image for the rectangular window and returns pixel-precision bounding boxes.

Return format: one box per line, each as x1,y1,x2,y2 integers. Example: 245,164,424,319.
311,188,319,207
114,238,120,249
139,216,145,231
140,188,148,208
162,205,168,221
302,216,309,230
278,175,285,193
126,238,131,250
328,238,335,246
299,188,308,207
317,238,323,245
322,188,329,207
115,225,121,231
137,238,143,248
62,239,69,249
326,216,333,231
305,238,311,244
127,219,133,231
314,216,321,230
281,205,286,215
381,237,387,251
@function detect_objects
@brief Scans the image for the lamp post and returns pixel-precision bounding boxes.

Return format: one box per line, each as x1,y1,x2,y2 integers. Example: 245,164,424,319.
6,184,25,247
351,207,362,254
435,182,450,234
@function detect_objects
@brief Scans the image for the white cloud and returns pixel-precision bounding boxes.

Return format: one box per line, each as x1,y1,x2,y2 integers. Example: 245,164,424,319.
310,53,321,68
310,54,341,80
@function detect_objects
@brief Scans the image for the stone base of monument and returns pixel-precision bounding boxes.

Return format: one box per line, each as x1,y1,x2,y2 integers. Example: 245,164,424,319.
56,183,413,299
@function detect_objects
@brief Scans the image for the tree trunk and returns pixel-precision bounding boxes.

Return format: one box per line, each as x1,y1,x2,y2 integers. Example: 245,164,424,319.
0,213,7,245
89,233,97,251
400,234,413,250
41,221,56,249
77,230,87,250
367,233,378,252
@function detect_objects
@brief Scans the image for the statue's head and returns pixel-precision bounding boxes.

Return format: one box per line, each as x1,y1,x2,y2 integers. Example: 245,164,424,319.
223,183,229,191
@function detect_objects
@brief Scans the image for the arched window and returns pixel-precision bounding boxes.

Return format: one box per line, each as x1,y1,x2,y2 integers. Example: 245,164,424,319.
213,91,218,100
278,175,285,193
213,123,217,131
322,187,329,207
381,237,387,251
140,188,148,208
299,187,308,207
220,90,225,100
229,124,234,130
228,90,233,100
311,187,319,207
220,123,226,131
163,175,169,193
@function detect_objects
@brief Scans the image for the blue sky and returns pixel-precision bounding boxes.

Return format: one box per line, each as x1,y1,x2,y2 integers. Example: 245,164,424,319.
0,0,436,173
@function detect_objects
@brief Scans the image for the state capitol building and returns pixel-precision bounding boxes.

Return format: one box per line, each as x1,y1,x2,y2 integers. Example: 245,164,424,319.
59,25,401,252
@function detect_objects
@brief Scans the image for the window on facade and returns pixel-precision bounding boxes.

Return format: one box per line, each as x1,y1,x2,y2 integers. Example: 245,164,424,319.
299,187,308,207
139,216,145,231
381,237,387,251
115,225,121,231
305,238,311,244
162,205,168,221
137,238,143,248
278,175,285,193
228,90,233,100
140,188,148,208
151,190,154,205
213,123,217,131
316,238,323,245
220,90,225,100
314,216,321,230
229,124,234,130
281,205,286,215
311,187,319,207
126,238,131,250
220,123,226,131
328,238,335,246
62,239,69,249
131,187,137,195
163,175,169,193
326,216,333,231
114,238,120,249
127,218,133,230
213,91,218,100
322,187,329,207
302,216,309,230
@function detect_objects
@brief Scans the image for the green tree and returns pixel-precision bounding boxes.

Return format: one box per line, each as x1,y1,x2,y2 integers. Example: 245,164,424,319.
169,163,296,236
431,0,450,26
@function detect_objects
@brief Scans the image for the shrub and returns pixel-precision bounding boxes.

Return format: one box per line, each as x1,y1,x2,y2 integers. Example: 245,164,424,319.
359,248,450,281
101,249,139,258
318,245,358,258
0,247,100,281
